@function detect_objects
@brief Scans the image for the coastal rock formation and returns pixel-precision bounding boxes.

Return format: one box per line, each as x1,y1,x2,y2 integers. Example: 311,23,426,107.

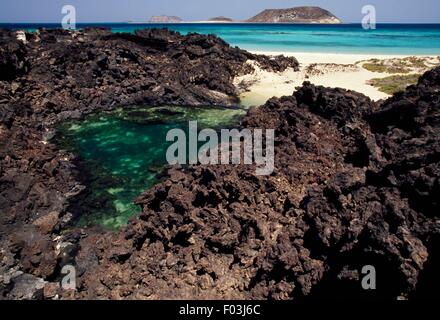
0,30,29,80
0,28,298,299
72,68,439,300
0,26,438,300
0,27,298,138
247,6,341,24
149,16,182,23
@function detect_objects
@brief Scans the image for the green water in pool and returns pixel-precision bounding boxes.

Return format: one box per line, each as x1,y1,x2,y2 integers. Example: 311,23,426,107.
57,106,246,230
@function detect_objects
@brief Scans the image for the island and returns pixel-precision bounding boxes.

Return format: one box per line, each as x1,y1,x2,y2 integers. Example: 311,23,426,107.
247,6,341,24
208,16,234,22
149,15,182,23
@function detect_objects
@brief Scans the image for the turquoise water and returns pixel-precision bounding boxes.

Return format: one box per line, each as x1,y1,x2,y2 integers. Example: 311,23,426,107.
57,106,245,229
2,23,440,55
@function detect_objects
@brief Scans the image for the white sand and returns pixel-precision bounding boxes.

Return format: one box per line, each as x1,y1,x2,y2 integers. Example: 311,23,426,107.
236,51,437,107
253,51,411,65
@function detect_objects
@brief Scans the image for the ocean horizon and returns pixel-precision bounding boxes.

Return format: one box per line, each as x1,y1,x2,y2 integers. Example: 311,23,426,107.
2,22,440,55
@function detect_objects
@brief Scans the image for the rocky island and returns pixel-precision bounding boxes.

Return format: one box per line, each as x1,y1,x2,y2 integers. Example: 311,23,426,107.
208,16,234,23
247,6,342,24
149,15,183,23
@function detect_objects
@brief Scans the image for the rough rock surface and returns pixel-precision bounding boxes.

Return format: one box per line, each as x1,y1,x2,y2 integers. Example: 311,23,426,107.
0,30,29,81
71,69,440,300
0,27,298,299
0,26,438,300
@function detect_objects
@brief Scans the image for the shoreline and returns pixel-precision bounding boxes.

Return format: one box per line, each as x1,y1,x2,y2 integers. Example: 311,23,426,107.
237,51,440,105
250,50,420,64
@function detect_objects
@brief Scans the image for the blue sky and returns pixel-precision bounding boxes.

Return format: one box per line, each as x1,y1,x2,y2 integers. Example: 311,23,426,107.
0,0,439,23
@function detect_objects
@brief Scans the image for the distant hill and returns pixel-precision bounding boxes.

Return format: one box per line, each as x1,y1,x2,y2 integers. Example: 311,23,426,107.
209,16,234,22
247,6,341,24
149,15,182,23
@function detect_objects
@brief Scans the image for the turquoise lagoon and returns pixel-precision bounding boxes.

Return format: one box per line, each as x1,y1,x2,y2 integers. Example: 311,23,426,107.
57,106,245,229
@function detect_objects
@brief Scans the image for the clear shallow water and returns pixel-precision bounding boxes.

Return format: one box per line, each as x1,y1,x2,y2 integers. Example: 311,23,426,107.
2,23,440,55
57,106,245,229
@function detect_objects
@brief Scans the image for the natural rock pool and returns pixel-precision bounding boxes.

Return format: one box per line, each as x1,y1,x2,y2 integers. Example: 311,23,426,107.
57,106,246,230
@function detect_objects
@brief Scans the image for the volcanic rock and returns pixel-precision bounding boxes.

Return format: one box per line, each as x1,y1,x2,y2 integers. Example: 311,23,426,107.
70,68,440,300
0,27,298,299
1,26,438,301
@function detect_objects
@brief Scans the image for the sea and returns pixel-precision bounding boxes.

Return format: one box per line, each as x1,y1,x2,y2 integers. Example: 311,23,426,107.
1,23,440,55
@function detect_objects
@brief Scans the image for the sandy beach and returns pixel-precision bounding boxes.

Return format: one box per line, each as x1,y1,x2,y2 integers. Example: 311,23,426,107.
237,51,440,106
